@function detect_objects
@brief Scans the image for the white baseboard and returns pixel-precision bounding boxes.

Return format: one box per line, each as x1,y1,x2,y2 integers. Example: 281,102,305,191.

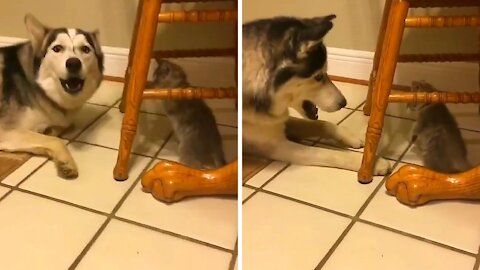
0,36,477,91
328,47,478,91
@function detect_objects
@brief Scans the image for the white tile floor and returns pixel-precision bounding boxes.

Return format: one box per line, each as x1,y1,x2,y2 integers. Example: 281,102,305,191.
243,80,480,270
0,80,238,270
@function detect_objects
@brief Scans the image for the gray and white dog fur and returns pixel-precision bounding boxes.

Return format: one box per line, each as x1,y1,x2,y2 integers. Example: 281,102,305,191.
0,14,103,178
242,15,391,175
409,80,471,173
151,59,226,169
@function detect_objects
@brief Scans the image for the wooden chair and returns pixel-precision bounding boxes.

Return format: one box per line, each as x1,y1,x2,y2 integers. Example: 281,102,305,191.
359,0,480,184
114,0,238,186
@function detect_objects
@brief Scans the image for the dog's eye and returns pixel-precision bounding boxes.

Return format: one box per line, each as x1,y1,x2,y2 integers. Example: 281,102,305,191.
52,45,64,53
314,74,325,82
80,46,91,54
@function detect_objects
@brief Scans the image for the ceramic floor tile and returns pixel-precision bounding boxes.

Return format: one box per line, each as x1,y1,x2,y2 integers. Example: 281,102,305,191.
77,108,172,157
448,104,480,132
339,111,414,160
0,191,105,270
333,81,368,109
322,222,476,270
116,181,237,249
243,192,350,270
0,186,10,198
20,143,150,213
246,161,288,188
76,219,231,270
87,80,123,106
61,103,109,140
1,156,46,186
242,187,255,201
264,165,385,215
361,186,480,253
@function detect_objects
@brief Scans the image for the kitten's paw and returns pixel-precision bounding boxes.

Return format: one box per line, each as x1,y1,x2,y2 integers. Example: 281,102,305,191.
373,158,392,176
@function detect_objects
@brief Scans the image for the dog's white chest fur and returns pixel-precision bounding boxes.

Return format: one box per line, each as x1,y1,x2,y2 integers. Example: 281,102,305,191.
17,106,73,133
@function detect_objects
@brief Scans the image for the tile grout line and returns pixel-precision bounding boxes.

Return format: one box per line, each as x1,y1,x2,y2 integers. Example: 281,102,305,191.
228,239,238,270
357,218,477,257
68,133,174,269
113,215,234,254
68,131,237,268
314,159,407,269
246,186,354,220
474,246,480,270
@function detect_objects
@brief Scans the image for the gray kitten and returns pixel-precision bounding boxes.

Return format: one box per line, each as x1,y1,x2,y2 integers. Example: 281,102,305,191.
151,59,226,169
408,80,471,173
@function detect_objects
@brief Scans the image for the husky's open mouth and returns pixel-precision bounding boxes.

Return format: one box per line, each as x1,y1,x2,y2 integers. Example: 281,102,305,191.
302,100,318,120
60,78,85,94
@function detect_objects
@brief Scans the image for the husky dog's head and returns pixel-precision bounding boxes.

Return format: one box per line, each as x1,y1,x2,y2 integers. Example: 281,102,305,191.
25,14,103,109
243,15,346,120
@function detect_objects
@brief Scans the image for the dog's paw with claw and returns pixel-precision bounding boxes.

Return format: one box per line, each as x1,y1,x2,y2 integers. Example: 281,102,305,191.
373,157,392,176
56,161,79,179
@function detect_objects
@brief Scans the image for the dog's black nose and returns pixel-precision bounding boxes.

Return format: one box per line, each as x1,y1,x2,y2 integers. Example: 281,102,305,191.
66,58,82,73
338,98,347,108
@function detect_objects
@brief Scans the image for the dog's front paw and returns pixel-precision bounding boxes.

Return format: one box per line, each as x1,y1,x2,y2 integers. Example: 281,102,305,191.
57,160,79,179
337,127,365,149
373,158,392,176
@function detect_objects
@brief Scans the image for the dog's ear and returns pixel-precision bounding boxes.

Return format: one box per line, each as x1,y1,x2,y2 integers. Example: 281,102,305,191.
296,15,336,57
24,14,48,53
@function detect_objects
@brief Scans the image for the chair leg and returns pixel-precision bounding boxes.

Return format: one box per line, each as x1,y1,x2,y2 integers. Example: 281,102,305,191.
364,0,394,116
358,0,409,183
114,0,162,181
119,0,144,113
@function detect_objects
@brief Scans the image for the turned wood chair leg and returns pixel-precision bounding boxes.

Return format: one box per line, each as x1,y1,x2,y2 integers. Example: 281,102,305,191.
386,164,480,206
364,0,394,116
142,160,238,203
119,0,144,113
358,0,409,183
113,0,162,181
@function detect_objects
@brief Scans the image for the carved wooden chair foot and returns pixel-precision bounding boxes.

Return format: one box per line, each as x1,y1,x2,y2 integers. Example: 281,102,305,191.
141,160,238,203
385,164,480,206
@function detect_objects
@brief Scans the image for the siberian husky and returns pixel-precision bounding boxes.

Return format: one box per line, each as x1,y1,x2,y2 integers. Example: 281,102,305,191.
242,15,391,175
0,14,103,178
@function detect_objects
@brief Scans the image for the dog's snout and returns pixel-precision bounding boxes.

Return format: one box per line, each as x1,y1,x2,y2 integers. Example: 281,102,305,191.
338,98,347,109
66,58,82,73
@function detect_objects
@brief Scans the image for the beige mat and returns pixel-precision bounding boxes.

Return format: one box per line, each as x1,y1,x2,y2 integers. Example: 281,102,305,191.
0,152,30,182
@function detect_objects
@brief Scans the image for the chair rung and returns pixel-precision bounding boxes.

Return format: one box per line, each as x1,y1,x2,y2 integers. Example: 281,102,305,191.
398,53,480,63
152,48,235,58
158,9,237,23
389,91,480,104
405,16,480,27
143,87,236,99
163,0,234,2
409,0,480,8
